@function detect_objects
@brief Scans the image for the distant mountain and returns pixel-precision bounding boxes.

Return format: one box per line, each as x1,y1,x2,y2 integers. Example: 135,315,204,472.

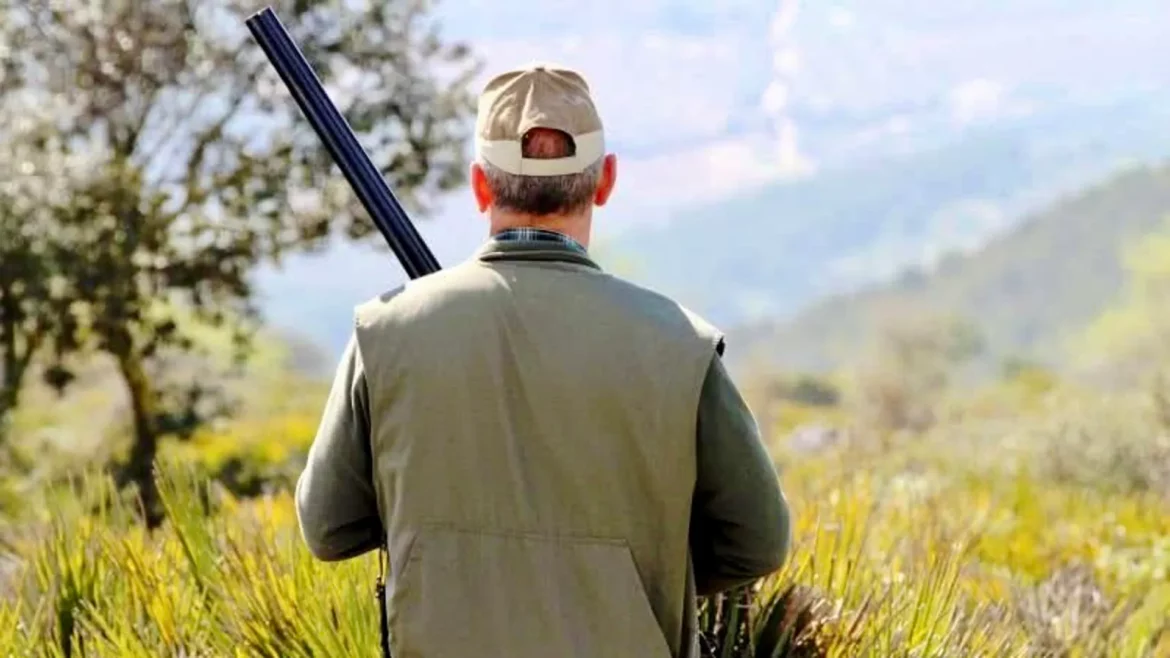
612,93,1170,330
727,163,1170,374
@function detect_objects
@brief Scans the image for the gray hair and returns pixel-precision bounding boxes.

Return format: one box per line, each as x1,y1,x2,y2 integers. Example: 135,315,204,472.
481,157,603,216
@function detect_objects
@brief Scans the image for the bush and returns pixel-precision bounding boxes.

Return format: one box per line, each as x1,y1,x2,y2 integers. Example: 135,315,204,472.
1030,393,1170,499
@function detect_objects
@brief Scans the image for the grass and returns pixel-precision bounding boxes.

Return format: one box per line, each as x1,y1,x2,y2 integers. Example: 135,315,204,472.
0,377,1168,656
3,467,382,657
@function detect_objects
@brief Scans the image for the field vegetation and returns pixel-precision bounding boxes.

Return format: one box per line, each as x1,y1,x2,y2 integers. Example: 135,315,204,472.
1,2,1169,656
3,233,1170,655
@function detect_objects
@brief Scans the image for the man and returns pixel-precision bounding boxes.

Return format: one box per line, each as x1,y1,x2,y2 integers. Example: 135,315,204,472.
295,64,792,658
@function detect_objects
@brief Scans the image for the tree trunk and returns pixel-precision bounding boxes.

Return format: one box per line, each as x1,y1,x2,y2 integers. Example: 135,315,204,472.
0,362,29,448
0,295,36,448
1,292,18,446
0,384,16,446
115,352,165,529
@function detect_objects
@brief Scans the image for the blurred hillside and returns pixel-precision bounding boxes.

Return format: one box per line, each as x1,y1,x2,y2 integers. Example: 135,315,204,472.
729,163,1170,374
612,97,1170,328
258,94,1170,359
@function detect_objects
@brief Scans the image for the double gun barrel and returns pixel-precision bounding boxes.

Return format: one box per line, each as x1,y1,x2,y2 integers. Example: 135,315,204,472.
244,7,442,281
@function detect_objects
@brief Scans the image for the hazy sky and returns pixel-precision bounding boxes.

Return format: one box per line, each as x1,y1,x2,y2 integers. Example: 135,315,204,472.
389,0,1170,245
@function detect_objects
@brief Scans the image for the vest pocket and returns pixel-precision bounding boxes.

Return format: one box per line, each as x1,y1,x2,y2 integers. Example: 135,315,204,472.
392,525,673,658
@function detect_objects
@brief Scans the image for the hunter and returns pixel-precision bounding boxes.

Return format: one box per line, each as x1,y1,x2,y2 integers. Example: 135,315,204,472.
295,63,792,658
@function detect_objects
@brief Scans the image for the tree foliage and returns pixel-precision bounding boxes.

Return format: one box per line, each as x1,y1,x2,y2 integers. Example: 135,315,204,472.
0,0,478,523
0,77,79,447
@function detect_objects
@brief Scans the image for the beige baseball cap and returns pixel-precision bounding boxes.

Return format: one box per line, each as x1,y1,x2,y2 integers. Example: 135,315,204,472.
474,64,605,177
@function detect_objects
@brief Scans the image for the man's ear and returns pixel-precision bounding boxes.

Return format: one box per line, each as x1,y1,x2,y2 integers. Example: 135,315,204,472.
470,162,493,213
593,154,618,207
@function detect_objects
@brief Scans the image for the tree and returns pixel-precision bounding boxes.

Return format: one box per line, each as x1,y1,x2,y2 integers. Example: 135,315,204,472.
0,90,80,449
1,0,478,525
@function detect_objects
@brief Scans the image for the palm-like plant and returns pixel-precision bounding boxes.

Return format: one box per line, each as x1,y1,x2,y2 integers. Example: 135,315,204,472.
699,581,832,658
699,586,755,658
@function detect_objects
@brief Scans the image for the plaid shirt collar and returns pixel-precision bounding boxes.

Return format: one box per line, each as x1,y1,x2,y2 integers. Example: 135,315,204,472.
492,227,589,256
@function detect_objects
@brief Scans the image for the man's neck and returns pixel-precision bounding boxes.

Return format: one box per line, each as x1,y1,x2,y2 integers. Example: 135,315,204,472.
489,212,592,249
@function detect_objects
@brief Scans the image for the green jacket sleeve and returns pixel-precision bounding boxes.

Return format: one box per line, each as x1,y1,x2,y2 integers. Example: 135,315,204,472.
295,332,383,561
690,353,792,596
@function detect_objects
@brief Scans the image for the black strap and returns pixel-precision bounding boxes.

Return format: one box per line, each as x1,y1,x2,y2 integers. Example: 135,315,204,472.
376,544,392,657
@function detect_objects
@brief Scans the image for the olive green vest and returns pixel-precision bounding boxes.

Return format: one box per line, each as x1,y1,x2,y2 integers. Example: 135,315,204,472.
354,238,723,658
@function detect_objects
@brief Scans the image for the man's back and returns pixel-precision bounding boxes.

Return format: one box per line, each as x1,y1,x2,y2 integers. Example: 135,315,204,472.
294,63,790,658
353,238,723,657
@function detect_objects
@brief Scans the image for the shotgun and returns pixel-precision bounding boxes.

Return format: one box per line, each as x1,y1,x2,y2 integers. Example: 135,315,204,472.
245,7,438,658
